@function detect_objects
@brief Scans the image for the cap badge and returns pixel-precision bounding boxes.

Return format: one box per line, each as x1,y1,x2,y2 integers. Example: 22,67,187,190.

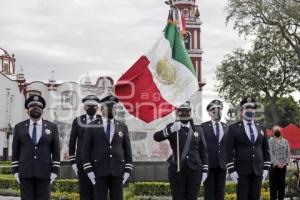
194,132,199,137
45,129,51,135
247,97,252,102
33,96,39,101
118,131,123,137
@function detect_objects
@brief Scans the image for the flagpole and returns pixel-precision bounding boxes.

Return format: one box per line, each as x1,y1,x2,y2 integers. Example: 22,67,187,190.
176,130,180,172
165,0,180,173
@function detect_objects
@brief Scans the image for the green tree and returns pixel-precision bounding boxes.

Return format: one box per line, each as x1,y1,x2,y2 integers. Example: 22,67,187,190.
225,96,300,128
263,96,300,127
216,31,300,127
226,0,300,60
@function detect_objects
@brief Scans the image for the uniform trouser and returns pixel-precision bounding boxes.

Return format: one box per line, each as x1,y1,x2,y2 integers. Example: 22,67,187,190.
78,164,94,200
204,167,226,200
237,173,262,200
269,166,286,200
94,176,123,200
168,166,202,200
20,177,50,200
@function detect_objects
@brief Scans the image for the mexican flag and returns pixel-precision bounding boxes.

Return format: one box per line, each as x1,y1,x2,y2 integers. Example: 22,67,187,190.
115,21,199,123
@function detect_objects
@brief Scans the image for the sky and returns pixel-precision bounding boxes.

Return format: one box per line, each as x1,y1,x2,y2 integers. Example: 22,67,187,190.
0,0,253,121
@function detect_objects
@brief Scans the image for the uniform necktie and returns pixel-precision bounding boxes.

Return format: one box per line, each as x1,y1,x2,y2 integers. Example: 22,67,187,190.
32,123,37,145
247,122,255,144
106,120,111,142
215,122,220,142
183,126,189,134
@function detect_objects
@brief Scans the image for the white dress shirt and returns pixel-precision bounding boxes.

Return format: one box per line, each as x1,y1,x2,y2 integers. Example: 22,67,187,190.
243,119,258,142
29,118,43,143
86,114,96,124
181,122,191,129
102,117,115,143
211,120,224,142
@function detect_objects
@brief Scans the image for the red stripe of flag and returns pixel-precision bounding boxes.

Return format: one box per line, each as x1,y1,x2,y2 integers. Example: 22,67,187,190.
114,56,175,123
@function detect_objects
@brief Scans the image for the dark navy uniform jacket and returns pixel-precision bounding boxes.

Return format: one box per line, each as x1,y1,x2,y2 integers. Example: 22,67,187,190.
68,114,101,165
201,121,228,170
12,119,60,179
226,121,271,176
154,122,209,172
82,118,133,177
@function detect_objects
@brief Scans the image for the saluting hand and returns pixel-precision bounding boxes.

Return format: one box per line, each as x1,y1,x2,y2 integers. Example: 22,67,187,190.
170,122,181,133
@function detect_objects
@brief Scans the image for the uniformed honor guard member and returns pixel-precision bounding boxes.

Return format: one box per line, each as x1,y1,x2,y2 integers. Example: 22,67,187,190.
82,95,133,200
153,102,209,200
227,97,271,200
68,95,101,200
202,100,228,200
11,95,60,200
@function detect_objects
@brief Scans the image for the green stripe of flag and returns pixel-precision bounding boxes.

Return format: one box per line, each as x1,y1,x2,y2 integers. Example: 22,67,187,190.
164,23,196,76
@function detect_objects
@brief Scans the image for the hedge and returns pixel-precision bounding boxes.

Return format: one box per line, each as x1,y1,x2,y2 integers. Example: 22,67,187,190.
131,181,270,197
0,166,12,175
0,175,272,196
0,177,135,200
0,176,79,193
0,174,278,200
224,191,270,200
0,161,11,165
0,176,19,191
0,188,19,197
51,192,79,200
0,189,80,200
52,179,79,193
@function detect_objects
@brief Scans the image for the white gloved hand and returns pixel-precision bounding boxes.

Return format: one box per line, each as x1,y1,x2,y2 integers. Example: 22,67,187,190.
72,164,78,177
201,172,208,184
262,170,268,182
230,171,239,184
14,173,20,184
170,121,181,133
122,172,130,184
50,173,57,184
87,172,96,185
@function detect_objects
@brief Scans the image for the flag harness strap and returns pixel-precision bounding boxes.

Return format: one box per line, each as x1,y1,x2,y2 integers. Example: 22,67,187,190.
180,126,193,162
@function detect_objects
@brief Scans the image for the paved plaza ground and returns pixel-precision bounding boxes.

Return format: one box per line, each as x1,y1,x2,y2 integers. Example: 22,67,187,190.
0,197,19,200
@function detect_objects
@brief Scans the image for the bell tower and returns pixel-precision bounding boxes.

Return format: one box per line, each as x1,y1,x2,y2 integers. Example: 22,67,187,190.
0,48,16,75
173,0,204,89
173,0,205,123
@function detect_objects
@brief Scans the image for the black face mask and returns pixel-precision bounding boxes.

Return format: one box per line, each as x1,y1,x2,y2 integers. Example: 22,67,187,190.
86,106,97,116
180,119,190,124
29,108,42,119
274,130,281,137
